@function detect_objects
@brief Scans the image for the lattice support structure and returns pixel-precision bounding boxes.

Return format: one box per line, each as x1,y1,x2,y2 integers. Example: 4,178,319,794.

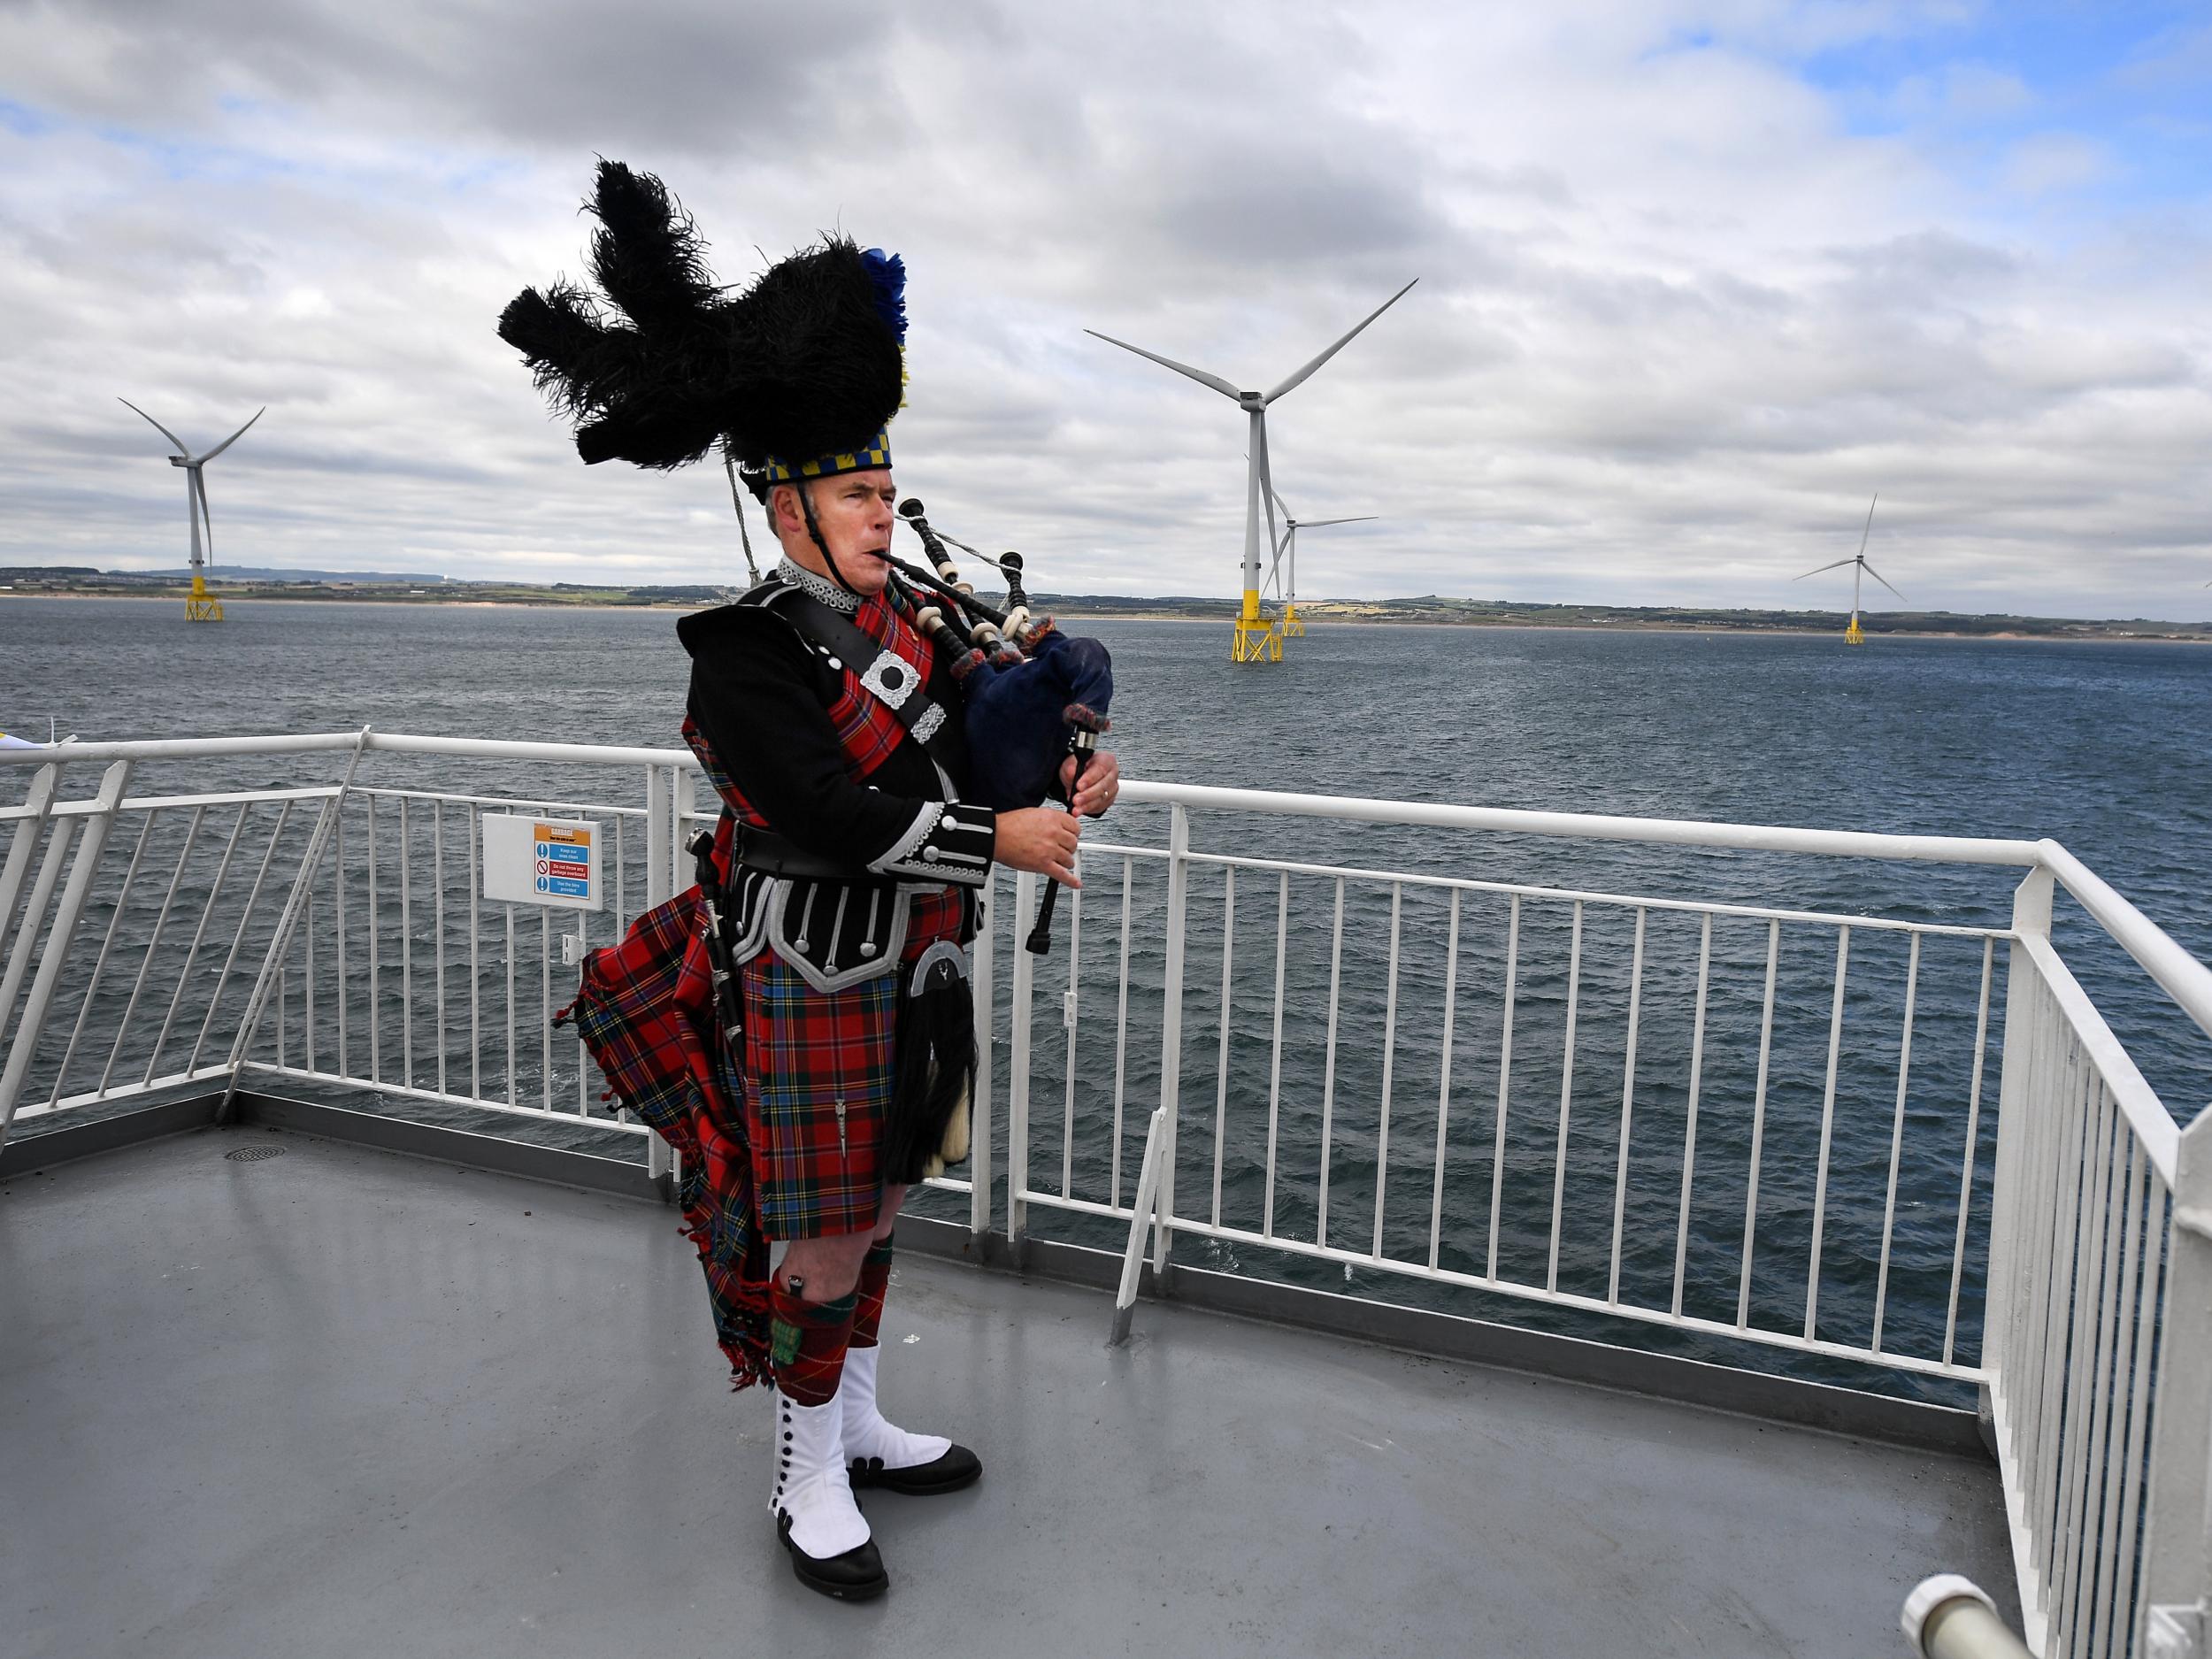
1232,594,1280,663
186,572,224,624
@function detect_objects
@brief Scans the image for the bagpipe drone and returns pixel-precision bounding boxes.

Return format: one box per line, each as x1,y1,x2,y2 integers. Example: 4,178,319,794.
495,160,1111,954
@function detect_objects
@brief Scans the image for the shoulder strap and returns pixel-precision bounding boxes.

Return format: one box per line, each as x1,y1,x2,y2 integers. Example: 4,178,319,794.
757,585,961,771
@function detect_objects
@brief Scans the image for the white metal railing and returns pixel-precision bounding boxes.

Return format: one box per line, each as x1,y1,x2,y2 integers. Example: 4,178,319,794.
5,733,2211,1658
1976,863,2208,1659
1037,841,2011,1380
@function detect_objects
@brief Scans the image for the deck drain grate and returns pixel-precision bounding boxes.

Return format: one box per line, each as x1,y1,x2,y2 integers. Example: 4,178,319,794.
224,1145,286,1163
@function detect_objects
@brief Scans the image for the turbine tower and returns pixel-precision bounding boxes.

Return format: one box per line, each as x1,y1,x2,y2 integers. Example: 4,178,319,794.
1087,280,1416,662
1795,495,1902,646
1263,478,1373,638
120,399,264,622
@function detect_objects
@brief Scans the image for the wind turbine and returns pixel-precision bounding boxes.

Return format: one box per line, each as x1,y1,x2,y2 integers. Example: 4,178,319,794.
119,398,264,622
1795,494,1902,646
1087,280,1417,662
1262,478,1374,638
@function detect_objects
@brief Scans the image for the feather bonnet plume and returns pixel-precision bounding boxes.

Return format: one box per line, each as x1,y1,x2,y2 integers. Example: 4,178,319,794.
498,160,908,474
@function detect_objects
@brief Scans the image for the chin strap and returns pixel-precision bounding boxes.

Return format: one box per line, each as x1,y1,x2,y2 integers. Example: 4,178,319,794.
725,457,762,586
795,478,864,599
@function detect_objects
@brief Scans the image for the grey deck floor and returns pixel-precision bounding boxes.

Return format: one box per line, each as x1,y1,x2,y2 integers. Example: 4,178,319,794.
2,1123,2016,1659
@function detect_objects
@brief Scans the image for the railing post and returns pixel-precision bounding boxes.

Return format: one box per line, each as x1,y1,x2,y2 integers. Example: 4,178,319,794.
1985,865,2055,1387
0,775,74,1055
641,766,672,1187
2139,1109,2212,1657
1008,870,1035,1244
643,766,672,910
969,868,995,1241
1155,804,1189,1279
1111,1104,1171,1345
0,762,61,966
671,766,695,898
0,761,132,1147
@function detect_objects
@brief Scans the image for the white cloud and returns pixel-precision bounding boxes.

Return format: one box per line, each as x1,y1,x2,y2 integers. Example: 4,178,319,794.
0,0,2206,619
2001,132,2112,196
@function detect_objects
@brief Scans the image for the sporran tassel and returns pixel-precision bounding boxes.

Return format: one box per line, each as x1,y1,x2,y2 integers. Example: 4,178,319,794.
883,942,976,1182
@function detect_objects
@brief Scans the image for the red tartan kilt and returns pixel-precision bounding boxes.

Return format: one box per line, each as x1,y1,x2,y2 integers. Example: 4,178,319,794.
741,885,964,1240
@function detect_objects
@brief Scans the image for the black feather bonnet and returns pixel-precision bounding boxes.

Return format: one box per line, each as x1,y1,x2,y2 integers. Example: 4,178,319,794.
497,160,908,480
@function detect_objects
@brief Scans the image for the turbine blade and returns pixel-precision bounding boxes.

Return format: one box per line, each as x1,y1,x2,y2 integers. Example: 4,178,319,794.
1082,330,1243,400
119,397,188,457
1856,493,1878,560
1255,416,1281,565
198,405,265,464
196,471,215,568
1862,560,1905,603
1794,557,1859,580
1244,450,1295,524
1302,515,1378,529
1262,278,1417,405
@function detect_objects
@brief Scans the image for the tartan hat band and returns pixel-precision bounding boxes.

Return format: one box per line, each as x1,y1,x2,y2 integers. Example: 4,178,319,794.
764,428,893,486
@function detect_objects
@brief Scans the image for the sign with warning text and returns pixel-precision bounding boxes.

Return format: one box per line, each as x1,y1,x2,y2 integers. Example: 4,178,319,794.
481,814,603,912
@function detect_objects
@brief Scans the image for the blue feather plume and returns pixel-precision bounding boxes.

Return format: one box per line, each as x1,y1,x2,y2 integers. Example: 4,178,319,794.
861,249,907,345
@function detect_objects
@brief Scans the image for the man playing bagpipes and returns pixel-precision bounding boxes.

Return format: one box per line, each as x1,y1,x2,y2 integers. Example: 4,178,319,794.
499,162,1118,1601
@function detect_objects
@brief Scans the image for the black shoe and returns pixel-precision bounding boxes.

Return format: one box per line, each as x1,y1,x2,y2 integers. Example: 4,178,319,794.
849,1442,983,1496
777,1511,889,1601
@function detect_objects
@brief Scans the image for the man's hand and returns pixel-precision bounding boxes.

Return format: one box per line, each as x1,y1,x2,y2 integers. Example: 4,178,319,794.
995,806,1082,888
1060,749,1120,818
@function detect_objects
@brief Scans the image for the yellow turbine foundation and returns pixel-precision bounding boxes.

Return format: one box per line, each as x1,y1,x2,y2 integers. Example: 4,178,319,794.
186,572,224,623
1846,612,1863,646
1280,602,1306,639
1231,589,1280,662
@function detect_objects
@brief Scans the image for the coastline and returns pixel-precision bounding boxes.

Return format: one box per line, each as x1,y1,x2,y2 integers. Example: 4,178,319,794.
4,588,2208,643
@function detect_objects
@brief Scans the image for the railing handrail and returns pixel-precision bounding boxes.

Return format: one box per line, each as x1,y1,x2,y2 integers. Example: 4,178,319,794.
0,732,700,769
1117,780,2046,866
6,732,2048,862
1090,837,2016,940
2039,838,2212,1050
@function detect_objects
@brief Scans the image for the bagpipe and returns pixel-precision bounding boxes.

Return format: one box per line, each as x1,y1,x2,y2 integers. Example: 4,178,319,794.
887,499,1113,955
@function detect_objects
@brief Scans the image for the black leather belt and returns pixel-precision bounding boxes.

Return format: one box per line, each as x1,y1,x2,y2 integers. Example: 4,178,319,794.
732,822,876,881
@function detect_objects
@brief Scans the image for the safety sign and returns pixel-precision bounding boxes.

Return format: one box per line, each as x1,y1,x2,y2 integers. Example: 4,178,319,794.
481,814,603,912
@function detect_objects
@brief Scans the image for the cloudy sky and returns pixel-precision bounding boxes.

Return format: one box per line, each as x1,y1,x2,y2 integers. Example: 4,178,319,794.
3,1,2208,618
